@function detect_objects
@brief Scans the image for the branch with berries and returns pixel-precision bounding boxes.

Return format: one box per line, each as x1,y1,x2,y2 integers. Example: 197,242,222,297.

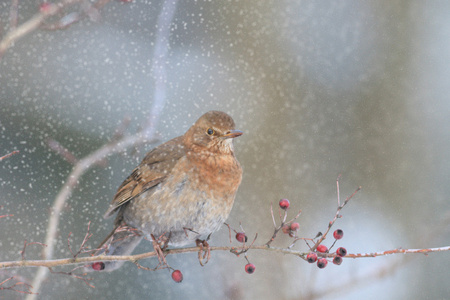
1,177,449,289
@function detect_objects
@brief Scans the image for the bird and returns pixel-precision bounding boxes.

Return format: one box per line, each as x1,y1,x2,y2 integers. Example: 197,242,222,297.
91,110,243,271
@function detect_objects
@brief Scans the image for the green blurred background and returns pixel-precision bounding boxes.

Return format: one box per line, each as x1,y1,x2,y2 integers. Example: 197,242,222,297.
1,1,449,299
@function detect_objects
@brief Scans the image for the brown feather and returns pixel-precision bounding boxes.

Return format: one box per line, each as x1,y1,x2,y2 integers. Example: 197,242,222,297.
103,136,186,218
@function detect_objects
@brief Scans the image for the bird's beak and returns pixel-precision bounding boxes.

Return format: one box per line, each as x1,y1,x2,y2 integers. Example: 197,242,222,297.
222,130,243,139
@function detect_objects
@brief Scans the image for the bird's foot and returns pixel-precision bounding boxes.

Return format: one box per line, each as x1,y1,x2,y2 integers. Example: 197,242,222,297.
196,239,211,266
151,234,169,267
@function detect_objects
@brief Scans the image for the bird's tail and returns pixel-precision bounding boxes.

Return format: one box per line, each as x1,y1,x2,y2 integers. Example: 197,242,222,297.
86,225,143,272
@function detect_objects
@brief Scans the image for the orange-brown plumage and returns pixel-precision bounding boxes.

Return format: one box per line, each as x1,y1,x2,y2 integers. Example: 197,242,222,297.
95,111,243,271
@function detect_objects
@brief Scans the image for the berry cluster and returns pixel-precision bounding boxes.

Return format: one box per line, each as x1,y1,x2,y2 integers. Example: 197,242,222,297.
277,199,301,238
277,198,349,269
306,229,347,269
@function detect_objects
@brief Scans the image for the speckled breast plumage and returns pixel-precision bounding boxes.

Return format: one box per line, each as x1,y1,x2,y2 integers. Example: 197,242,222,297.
123,152,242,247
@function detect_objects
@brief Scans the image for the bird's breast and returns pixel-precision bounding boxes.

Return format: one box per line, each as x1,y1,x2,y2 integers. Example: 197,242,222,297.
183,152,242,201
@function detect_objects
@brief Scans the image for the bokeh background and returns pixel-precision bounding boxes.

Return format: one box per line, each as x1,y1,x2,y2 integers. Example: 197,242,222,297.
1,1,449,299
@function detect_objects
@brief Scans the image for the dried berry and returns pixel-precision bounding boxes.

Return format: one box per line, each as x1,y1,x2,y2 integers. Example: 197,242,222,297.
333,256,343,265
333,229,344,240
306,252,318,263
336,247,347,257
245,263,256,274
282,225,290,234
290,222,300,231
317,258,328,269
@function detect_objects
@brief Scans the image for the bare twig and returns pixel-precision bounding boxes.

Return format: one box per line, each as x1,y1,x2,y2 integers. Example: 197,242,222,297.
9,0,19,31
0,150,19,161
47,139,78,164
49,266,95,288
311,179,361,251
336,174,342,206
68,222,94,258
0,276,35,295
224,223,234,243
133,259,168,272
21,241,47,260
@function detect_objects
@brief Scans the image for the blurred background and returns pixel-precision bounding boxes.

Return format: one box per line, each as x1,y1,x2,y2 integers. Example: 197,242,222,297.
1,0,449,299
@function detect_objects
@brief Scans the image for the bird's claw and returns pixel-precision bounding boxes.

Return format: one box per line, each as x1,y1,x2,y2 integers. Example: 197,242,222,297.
196,239,211,266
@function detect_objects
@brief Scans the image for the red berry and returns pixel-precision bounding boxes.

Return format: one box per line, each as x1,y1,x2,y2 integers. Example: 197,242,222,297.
39,2,52,13
279,199,290,210
281,225,290,234
290,222,300,231
333,256,343,265
245,263,256,274
235,232,248,243
336,247,347,257
317,258,328,269
316,244,328,253
171,270,183,283
91,262,105,271
306,252,318,263
333,229,344,240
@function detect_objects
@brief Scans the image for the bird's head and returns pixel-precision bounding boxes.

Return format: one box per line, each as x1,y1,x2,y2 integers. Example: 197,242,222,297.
184,111,243,155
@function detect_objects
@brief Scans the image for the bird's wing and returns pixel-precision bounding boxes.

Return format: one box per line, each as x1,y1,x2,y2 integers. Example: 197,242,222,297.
103,136,186,218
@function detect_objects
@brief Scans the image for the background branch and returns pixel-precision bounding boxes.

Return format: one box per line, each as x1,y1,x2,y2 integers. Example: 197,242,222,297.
26,0,178,297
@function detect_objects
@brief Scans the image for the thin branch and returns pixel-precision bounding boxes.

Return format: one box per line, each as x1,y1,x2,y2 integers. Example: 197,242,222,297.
21,241,47,260
67,222,94,258
9,0,19,31
142,0,179,138
0,150,19,161
311,184,361,251
0,276,35,295
47,139,78,164
49,266,95,288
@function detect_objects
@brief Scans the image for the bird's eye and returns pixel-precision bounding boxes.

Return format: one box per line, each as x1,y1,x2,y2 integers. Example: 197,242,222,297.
206,128,215,136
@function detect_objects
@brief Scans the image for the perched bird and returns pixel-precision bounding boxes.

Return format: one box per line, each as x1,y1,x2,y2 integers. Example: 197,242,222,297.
92,111,243,271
